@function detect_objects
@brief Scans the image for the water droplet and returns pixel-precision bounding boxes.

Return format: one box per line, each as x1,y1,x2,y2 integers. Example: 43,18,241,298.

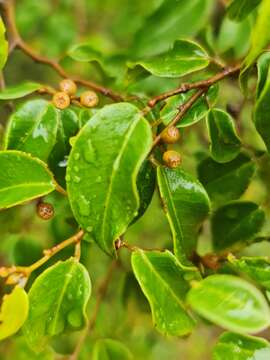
58,157,68,167
96,175,102,183
78,196,90,216
83,139,96,164
47,317,65,336
32,124,49,142
74,152,80,160
73,166,79,172
69,136,76,146
73,175,81,183
67,309,83,328
66,174,71,182
68,293,73,300
86,226,93,232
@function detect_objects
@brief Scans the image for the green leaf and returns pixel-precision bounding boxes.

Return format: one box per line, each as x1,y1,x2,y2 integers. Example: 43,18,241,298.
5,100,59,161
23,258,91,352
256,52,270,97
0,82,41,100
67,103,152,256
93,339,133,360
48,108,79,188
0,150,56,209
198,153,255,206
227,0,262,21
161,85,218,127
0,17,8,70
157,167,210,264
254,53,270,152
207,109,241,163
131,249,199,336
132,160,156,224
132,0,214,57
217,15,253,60
0,286,29,340
211,201,265,251
229,256,270,290
188,274,270,334
213,332,270,360
240,0,270,91
128,40,209,78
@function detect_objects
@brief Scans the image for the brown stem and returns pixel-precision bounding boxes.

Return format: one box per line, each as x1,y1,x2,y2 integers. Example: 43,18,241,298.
0,0,123,102
151,88,207,150
148,65,241,108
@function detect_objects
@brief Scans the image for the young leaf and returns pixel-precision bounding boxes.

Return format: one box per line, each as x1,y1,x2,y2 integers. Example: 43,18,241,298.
213,331,270,360
0,82,41,100
211,201,265,251
67,103,152,256
23,258,91,352
0,286,29,340
157,167,210,264
229,256,270,290
188,274,270,334
5,100,59,161
132,0,213,57
128,40,209,78
0,150,56,209
48,108,79,187
198,153,255,206
254,53,270,152
207,109,241,163
240,0,270,90
131,250,199,336
161,85,218,127
0,17,8,70
93,339,133,360
227,0,262,21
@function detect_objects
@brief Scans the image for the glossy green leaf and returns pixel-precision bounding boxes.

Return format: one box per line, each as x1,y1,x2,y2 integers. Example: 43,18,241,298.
213,332,270,360
132,160,156,224
23,258,91,352
211,201,265,251
128,40,209,78
5,100,59,161
198,153,255,206
0,17,8,70
48,108,79,187
0,286,29,340
161,85,218,127
67,103,152,256
0,82,41,100
132,0,214,57
229,256,270,290
188,274,270,334
207,109,241,163
217,15,253,60
227,0,261,21
256,52,270,98
240,0,270,91
254,53,270,152
0,150,56,209
93,339,132,360
157,167,210,264
131,250,199,336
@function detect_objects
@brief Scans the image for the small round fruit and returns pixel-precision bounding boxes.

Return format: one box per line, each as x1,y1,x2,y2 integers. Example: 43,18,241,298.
162,150,181,168
37,202,54,220
161,126,180,144
59,79,77,95
53,91,70,109
80,91,99,108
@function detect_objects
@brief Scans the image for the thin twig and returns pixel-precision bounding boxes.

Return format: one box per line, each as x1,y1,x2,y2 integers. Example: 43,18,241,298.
0,0,123,102
147,65,241,108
